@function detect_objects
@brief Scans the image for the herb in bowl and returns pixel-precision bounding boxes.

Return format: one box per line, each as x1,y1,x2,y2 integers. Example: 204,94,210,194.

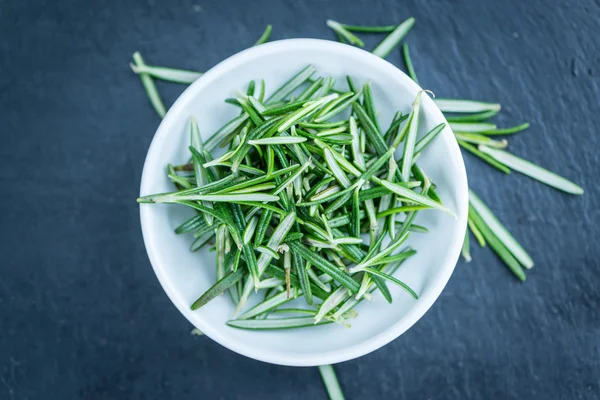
138,66,453,329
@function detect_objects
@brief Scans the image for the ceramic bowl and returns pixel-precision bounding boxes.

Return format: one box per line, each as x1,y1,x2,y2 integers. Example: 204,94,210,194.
139,39,468,367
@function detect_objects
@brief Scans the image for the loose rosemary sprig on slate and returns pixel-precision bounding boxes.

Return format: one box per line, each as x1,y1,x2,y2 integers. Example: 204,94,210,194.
138,65,456,330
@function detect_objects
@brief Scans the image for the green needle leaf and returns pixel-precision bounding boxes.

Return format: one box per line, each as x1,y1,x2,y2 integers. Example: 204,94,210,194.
413,122,446,155
450,122,497,133
340,23,397,33
227,317,332,330
238,290,297,320
204,113,250,151
288,241,360,293
478,146,584,195
445,109,500,122
457,140,511,174
462,229,472,262
315,286,349,323
372,17,416,59
253,24,273,46
266,65,317,105
402,43,419,84
401,91,424,181
132,52,167,118
469,190,533,268
455,132,508,149
326,20,365,47
379,179,457,218
318,365,346,400
435,99,501,113
362,267,418,299
481,122,530,135
468,206,526,281
176,193,280,202
248,136,307,145
191,269,245,310
130,63,202,84
468,216,486,247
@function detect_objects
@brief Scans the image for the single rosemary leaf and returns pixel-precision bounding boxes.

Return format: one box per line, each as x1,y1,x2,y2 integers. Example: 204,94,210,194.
362,83,381,132
227,317,332,330
468,206,526,281
468,215,486,247
401,91,424,181
326,20,365,47
379,179,456,218
204,113,250,151
239,290,297,320
445,109,499,122
315,286,349,323
130,62,203,84
450,122,497,133
372,17,416,59
293,249,312,305
375,205,430,218
249,136,307,145
253,24,273,46
457,140,511,174
176,193,280,202
455,132,507,149
297,77,324,101
175,214,206,234
341,23,397,33
288,241,360,293
265,65,317,105
190,269,245,310
318,365,346,400
435,99,501,113
352,102,387,155
362,267,418,299
402,43,419,84
478,146,584,195
469,190,533,268
266,264,329,301
462,229,472,262
481,122,530,135
132,52,167,118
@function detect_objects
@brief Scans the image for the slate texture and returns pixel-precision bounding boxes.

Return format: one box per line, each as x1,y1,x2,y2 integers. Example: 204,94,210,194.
0,0,599,399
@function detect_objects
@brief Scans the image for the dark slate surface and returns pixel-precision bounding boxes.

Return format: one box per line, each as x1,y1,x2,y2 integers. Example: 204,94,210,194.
1,0,599,399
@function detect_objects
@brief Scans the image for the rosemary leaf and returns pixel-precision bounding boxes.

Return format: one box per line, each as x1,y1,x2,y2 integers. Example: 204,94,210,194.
478,146,584,195
253,24,273,46
372,17,416,59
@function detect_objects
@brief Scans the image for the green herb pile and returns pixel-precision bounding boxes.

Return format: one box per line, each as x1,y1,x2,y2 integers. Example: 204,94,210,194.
132,17,583,400
138,64,453,328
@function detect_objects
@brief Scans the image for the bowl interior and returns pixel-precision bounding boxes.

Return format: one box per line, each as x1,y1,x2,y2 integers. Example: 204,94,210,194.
140,39,468,366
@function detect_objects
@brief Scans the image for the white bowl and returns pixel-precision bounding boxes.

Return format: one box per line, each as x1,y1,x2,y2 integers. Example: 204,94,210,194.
139,39,468,367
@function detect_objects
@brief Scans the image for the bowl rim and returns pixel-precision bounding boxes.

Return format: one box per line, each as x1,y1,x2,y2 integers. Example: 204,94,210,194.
140,38,469,367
